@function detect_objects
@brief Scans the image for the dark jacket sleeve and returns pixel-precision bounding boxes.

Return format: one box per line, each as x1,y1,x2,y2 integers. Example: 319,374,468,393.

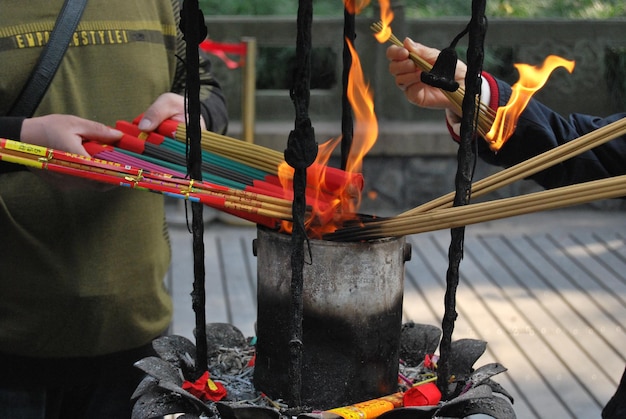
477,73,626,190
0,117,25,140
0,117,27,173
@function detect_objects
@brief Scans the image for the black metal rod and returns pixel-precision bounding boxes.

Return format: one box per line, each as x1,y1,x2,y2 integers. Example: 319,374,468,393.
340,6,355,170
182,0,208,376
437,0,487,398
284,0,317,408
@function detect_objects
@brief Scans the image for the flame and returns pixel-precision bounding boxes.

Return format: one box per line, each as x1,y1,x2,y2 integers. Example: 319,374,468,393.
343,0,371,14
279,38,378,238
344,39,378,176
278,0,388,238
374,0,394,43
485,55,575,151
277,137,345,236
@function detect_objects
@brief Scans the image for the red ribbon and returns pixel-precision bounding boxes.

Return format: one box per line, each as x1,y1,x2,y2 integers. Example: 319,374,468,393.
200,39,247,69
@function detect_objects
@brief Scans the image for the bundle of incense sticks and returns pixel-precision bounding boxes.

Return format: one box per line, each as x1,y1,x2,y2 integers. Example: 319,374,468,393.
145,118,365,195
0,138,299,228
326,117,626,241
115,120,358,214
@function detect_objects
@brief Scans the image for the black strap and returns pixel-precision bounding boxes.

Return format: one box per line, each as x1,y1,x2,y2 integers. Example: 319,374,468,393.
8,0,88,117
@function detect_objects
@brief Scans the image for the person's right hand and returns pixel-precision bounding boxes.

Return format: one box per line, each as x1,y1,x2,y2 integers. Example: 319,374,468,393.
386,37,466,117
20,114,122,156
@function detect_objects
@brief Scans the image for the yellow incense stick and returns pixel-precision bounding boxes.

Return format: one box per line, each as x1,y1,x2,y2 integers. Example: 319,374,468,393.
328,174,626,241
401,117,626,216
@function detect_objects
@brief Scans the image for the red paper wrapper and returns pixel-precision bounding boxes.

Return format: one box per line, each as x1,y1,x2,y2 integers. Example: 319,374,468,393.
403,382,441,407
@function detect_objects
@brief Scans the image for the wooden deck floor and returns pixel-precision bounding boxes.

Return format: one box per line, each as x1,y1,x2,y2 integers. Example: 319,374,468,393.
167,207,625,419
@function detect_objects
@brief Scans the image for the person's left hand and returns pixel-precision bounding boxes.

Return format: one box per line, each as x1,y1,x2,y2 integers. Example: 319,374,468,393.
135,93,207,132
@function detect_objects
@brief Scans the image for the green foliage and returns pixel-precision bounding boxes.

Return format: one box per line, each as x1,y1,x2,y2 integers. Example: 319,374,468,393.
199,0,339,16
406,0,626,18
200,0,625,18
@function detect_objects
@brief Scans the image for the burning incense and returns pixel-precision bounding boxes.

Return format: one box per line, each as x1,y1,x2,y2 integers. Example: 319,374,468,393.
370,21,495,137
371,21,575,152
328,117,626,241
326,173,626,241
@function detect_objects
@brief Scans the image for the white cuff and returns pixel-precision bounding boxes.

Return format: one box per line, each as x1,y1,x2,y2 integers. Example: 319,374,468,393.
445,77,491,137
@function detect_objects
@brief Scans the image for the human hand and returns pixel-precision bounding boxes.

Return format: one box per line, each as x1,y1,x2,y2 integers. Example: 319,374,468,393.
386,37,466,116
20,114,123,156
136,92,207,132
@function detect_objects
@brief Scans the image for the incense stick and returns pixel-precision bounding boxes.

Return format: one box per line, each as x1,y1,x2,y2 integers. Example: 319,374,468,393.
325,174,626,241
401,116,626,216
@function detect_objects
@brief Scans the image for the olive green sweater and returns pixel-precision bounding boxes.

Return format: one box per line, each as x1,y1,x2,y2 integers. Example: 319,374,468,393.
0,0,227,357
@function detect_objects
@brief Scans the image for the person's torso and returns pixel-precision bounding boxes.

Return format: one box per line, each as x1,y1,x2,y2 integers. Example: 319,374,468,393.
0,0,177,357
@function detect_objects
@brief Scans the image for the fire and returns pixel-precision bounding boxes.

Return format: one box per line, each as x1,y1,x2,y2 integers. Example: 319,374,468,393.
373,0,394,43
279,37,378,238
343,0,371,15
278,0,390,238
485,55,575,151
344,39,378,175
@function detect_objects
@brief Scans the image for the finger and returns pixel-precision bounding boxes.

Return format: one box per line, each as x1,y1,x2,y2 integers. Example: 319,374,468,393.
68,141,90,156
137,93,183,131
404,38,441,65
386,44,409,61
78,120,123,145
395,70,421,90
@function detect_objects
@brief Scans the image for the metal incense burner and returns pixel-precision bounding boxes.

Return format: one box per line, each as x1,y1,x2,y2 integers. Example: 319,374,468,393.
252,226,412,410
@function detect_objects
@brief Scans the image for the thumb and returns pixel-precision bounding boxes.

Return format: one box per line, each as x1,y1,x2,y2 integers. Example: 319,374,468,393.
137,114,158,132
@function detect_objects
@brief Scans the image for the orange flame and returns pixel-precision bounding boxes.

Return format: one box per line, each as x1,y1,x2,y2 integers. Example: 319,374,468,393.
374,0,394,43
485,55,575,151
277,0,389,238
343,0,371,15
278,38,378,238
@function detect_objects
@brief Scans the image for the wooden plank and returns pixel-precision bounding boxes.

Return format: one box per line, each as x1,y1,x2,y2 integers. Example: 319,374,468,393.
469,234,609,417
402,233,449,328
430,233,578,418
529,234,626,348
569,232,626,287
383,224,625,418
214,231,257,337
